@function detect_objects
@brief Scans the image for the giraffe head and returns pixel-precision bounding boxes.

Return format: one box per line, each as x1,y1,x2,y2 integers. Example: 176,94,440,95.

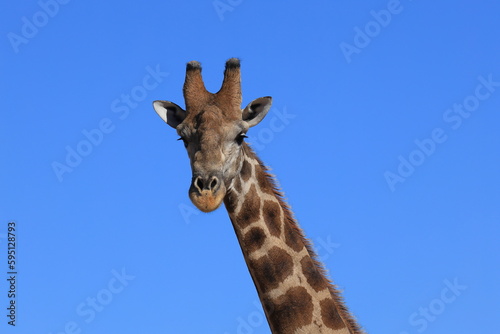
153,59,272,212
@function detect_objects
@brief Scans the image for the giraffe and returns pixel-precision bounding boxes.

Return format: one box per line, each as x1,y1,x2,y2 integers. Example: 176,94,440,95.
152,58,364,334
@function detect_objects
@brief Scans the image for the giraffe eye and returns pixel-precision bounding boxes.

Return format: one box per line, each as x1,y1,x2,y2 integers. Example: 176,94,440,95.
236,133,248,145
177,137,188,147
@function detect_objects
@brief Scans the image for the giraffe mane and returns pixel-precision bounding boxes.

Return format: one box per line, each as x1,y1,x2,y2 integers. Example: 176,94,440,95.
243,143,364,334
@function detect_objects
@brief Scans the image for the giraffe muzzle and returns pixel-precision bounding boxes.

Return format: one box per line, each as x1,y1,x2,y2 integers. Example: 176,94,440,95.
189,175,226,212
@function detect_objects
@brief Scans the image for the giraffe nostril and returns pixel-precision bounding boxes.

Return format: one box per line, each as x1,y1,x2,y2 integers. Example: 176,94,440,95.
193,175,220,192
196,177,204,190
210,177,218,190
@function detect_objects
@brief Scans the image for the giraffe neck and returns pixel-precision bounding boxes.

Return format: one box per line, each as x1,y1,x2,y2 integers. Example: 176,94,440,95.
223,144,362,334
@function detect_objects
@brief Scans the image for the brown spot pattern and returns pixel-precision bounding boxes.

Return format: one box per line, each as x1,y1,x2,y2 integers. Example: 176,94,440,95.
320,298,346,330
242,227,266,254
267,286,314,333
240,159,253,182
223,190,237,214
235,184,260,229
233,175,242,193
249,247,293,293
263,200,282,237
256,166,275,195
300,257,329,292
284,221,304,252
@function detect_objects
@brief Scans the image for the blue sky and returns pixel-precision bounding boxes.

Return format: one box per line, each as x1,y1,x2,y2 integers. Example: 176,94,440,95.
1,0,499,333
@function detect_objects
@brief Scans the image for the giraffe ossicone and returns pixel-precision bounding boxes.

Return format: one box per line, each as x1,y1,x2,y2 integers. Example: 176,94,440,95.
152,58,364,334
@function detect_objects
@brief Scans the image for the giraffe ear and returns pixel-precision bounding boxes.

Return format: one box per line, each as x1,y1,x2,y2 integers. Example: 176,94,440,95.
242,96,272,127
153,100,186,129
